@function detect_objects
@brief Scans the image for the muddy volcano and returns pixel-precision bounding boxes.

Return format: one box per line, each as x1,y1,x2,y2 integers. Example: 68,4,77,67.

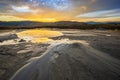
10,41,120,80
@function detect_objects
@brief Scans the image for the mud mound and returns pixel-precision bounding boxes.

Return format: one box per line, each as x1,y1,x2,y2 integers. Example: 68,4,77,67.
10,42,120,80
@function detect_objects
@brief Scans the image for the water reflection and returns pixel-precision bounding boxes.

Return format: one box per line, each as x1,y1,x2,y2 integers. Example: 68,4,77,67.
17,29,63,43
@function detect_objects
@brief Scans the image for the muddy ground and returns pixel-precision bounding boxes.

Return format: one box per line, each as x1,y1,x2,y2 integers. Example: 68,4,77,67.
0,29,120,80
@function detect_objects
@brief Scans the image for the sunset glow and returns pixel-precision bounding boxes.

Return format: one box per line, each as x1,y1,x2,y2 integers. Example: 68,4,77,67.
0,0,120,22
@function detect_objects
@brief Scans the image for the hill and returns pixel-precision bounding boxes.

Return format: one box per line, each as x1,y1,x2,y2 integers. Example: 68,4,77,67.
0,21,120,29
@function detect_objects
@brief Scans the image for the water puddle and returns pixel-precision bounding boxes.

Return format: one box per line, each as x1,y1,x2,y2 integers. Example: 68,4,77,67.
17,29,63,43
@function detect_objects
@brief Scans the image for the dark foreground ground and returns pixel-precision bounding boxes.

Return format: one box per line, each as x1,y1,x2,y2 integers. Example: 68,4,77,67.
0,29,120,80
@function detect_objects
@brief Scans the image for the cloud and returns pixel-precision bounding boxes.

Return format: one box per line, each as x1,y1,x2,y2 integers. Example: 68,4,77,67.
0,15,27,21
91,0,96,3
0,0,120,22
76,9,120,18
11,5,38,13
80,6,88,11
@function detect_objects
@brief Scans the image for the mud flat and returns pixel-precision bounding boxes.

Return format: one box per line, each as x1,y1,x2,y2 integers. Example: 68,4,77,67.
0,29,120,80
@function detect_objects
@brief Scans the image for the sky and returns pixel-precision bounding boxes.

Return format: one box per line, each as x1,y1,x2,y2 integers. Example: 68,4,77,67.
0,0,120,22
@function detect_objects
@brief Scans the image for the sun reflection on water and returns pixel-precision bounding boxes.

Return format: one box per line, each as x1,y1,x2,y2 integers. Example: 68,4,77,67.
17,29,63,43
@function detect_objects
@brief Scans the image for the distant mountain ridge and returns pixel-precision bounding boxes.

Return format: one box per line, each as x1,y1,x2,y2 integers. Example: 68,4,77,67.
0,21,120,29
0,21,120,26
0,21,43,27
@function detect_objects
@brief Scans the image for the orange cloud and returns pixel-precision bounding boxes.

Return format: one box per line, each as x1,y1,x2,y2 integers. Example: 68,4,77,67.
81,6,88,11
0,15,27,21
91,0,96,3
